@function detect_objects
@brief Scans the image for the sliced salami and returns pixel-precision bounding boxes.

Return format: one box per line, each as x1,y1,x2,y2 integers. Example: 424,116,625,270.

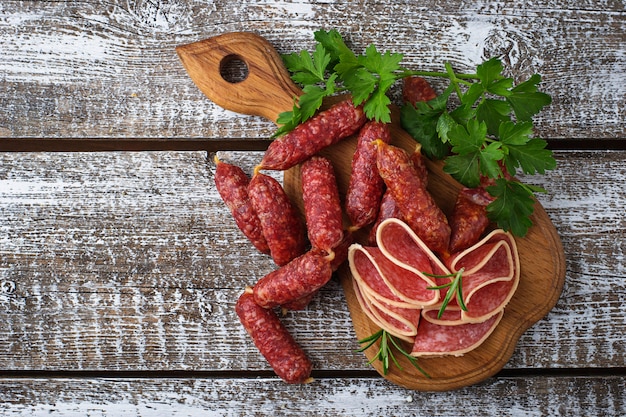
444,229,520,323
411,310,503,357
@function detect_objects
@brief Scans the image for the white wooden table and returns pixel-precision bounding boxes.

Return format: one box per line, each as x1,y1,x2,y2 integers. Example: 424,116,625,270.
0,1,624,415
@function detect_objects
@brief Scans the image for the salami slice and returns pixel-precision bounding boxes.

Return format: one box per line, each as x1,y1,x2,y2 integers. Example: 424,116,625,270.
411,310,503,357
349,244,439,308
376,218,450,277
352,279,416,344
445,229,520,323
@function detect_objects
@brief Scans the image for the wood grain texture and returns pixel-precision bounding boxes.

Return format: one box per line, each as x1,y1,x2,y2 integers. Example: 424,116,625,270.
0,0,623,140
1,376,625,416
0,151,623,374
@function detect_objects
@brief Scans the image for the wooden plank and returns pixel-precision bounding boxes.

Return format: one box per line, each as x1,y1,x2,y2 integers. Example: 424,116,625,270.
1,376,625,416
0,150,624,374
0,1,623,140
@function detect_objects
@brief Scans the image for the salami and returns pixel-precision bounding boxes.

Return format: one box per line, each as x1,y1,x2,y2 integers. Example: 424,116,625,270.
375,141,451,255
259,99,367,171
448,187,493,253
213,156,270,254
235,289,313,384
301,156,344,252
253,248,334,309
345,121,391,229
248,172,306,266
411,310,503,357
442,229,520,323
368,190,402,245
402,76,437,106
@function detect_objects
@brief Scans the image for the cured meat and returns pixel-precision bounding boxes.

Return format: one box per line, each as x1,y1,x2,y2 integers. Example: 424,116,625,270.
443,229,520,323
235,290,313,383
349,244,439,309
259,99,367,171
301,155,344,252
367,147,428,245
376,218,451,278
253,248,334,309
402,76,437,106
411,310,503,357
352,279,419,343
345,121,391,229
213,156,270,254
349,218,520,356
448,187,493,253
248,172,306,266
375,141,451,255
367,190,402,245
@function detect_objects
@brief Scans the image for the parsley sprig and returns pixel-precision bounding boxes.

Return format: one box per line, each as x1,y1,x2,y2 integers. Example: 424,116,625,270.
278,29,556,237
357,329,430,378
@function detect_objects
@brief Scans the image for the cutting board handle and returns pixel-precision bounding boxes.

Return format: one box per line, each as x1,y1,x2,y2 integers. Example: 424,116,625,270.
176,32,302,123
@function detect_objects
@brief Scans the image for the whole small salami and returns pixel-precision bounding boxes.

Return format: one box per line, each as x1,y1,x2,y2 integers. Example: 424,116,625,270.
248,172,306,266
376,141,451,255
345,121,391,230
235,289,313,384
402,76,437,106
253,248,334,309
259,99,367,171
213,156,270,254
301,155,344,252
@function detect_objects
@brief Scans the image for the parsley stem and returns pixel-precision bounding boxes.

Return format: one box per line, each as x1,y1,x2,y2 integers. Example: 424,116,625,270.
398,69,478,80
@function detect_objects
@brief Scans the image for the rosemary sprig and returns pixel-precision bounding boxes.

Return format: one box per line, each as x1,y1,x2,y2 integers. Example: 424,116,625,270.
425,268,467,319
357,329,430,378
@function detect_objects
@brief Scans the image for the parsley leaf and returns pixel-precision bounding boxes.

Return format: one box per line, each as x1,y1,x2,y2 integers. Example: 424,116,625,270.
486,179,539,237
278,30,556,237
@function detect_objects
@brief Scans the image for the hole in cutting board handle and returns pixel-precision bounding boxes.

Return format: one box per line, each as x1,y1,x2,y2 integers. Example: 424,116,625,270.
219,54,249,83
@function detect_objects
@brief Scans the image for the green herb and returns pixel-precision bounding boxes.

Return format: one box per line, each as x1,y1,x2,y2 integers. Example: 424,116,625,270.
425,268,467,319
279,29,556,237
357,329,430,378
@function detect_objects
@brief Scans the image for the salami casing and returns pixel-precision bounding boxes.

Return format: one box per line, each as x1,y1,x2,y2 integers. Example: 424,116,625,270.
235,290,313,384
248,172,306,266
448,187,493,253
259,99,366,171
301,156,344,252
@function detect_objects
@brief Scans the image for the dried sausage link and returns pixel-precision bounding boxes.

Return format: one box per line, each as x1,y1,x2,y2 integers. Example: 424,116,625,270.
253,248,333,309
259,99,366,171
301,156,344,252
375,141,451,256
214,156,270,254
248,172,306,266
235,290,313,384
345,121,391,230
448,188,493,253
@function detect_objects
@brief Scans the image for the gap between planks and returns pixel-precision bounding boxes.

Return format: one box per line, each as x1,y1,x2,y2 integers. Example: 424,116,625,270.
0,138,624,153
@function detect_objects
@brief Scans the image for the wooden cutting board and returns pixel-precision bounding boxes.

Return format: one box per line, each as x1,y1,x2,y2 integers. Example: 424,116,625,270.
176,32,566,391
